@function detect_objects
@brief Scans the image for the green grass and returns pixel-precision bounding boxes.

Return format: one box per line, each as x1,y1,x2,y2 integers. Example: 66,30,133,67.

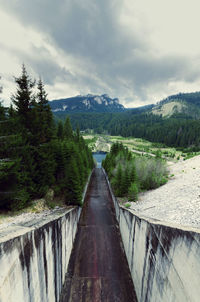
83,134,198,161
124,203,131,208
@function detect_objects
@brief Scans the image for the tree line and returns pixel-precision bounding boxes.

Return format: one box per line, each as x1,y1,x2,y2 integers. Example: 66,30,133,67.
56,111,200,150
0,66,93,210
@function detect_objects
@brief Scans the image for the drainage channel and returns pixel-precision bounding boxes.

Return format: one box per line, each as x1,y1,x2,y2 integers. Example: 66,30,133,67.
59,168,138,302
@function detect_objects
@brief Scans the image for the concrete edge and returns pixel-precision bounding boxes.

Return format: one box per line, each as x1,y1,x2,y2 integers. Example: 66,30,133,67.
102,168,200,235
0,169,94,244
0,207,78,243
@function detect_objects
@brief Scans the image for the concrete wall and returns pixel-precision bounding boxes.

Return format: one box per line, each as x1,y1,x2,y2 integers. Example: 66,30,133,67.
0,207,81,302
104,169,200,302
0,170,92,302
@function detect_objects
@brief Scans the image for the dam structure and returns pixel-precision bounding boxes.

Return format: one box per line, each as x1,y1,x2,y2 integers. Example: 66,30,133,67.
1,167,200,301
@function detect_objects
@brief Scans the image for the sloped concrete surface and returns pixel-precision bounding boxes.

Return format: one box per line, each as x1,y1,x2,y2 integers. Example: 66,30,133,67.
0,208,81,302
60,168,137,302
105,169,200,302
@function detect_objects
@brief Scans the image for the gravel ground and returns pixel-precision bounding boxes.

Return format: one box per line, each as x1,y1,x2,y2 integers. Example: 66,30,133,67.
0,207,65,233
130,156,200,229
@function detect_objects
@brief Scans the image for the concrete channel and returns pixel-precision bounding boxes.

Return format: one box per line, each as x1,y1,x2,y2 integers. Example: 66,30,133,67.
60,168,138,302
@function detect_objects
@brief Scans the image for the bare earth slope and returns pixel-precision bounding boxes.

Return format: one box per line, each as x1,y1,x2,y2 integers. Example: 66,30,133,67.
131,156,200,229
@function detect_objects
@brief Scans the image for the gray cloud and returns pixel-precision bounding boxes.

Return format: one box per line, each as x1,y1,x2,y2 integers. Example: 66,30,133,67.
1,0,200,105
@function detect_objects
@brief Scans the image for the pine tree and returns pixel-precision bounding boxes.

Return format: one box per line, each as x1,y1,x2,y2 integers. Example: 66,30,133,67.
128,182,138,201
65,158,82,205
75,125,80,142
130,162,137,183
64,116,73,139
0,102,5,121
115,164,123,196
12,64,35,134
123,167,131,195
57,121,64,140
36,78,53,143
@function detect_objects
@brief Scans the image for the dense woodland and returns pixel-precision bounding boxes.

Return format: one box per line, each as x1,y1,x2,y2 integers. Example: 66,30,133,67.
102,142,168,201
0,66,93,210
55,111,200,150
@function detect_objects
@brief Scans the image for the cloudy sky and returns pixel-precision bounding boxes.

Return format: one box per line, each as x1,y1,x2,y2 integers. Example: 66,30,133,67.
1,0,200,107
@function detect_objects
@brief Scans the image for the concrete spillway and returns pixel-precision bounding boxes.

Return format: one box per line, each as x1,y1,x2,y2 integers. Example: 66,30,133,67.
0,208,81,302
106,170,200,302
60,168,137,301
1,168,200,301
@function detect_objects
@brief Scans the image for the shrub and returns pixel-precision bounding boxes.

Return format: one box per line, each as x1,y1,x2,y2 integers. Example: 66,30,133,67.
135,157,168,191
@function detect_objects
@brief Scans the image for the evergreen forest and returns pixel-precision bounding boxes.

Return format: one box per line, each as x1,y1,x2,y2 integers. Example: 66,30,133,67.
55,111,200,150
102,142,168,202
0,66,94,211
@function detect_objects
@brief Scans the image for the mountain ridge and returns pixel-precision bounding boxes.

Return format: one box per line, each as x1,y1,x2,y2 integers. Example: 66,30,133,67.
150,91,200,118
49,94,125,113
50,91,200,119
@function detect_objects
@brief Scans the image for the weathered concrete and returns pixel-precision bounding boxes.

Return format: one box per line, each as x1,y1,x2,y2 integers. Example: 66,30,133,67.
0,171,92,302
60,168,137,302
104,169,200,302
0,207,81,302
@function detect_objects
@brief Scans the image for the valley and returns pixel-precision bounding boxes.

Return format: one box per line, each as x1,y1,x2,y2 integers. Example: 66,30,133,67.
83,134,196,161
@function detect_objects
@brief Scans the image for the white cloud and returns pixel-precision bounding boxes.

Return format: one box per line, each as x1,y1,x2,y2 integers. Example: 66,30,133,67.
1,0,200,108
131,0,200,55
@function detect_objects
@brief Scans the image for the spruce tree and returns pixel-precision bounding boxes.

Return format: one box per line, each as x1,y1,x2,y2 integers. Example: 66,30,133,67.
115,164,123,196
36,78,53,143
0,102,5,121
128,183,138,202
75,125,80,142
12,64,35,134
64,116,73,139
57,121,64,140
130,162,137,183
65,158,82,205
123,167,131,195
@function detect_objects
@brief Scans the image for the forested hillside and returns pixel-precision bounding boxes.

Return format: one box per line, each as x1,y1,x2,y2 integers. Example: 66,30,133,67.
52,90,200,150
151,91,200,118
55,111,200,150
0,66,93,211
159,91,200,107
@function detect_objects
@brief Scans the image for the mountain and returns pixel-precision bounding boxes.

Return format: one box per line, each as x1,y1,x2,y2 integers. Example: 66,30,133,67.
49,91,200,150
151,92,200,119
50,91,200,118
49,94,125,113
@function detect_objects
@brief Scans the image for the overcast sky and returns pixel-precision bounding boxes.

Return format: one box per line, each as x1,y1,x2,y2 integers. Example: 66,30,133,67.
1,0,200,107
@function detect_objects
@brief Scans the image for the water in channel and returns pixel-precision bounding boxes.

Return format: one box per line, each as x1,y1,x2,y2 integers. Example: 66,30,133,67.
93,152,107,168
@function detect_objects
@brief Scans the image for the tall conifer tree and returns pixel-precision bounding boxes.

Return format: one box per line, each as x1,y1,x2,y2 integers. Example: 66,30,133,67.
12,64,35,133
36,78,53,143
64,116,73,139
57,121,64,139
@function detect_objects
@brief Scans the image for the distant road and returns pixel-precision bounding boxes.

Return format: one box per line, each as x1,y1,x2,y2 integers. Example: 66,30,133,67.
60,168,137,302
